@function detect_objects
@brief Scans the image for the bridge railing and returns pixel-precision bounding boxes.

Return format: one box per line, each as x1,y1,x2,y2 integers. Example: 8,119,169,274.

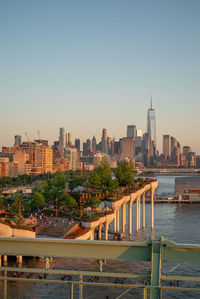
1,236,200,298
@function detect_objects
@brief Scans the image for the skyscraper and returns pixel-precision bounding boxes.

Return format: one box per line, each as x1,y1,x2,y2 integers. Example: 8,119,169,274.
147,98,156,149
127,125,136,138
59,127,65,149
101,128,108,153
163,135,171,158
14,135,22,146
92,136,97,153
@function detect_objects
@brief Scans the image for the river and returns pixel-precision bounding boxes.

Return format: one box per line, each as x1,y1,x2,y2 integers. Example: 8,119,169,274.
1,175,200,298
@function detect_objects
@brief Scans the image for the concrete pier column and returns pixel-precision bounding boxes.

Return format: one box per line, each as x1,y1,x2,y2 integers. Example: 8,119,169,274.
122,203,126,233
17,255,22,266
113,211,116,233
142,192,146,230
116,209,119,232
3,255,7,265
105,222,109,241
151,189,155,231
138,197,141,231
136,198,139,232
90,228,95,240
98,224,103,240
129,201,132,235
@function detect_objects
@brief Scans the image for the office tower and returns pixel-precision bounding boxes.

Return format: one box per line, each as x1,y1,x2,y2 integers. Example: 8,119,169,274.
147,98,156,148
127,125,136,138
136,129,142,137
163,135,171,158
64,146,80,171
120,137,135,160
92,136,97,153
183,146,191,157
59,127,65,149
14,135,22,146
142,133,153,166
101,128,108,153
75,138,80,150
67,133,72,146
107,137,112,155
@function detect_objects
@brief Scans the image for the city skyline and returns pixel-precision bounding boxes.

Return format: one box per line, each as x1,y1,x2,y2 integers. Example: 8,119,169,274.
1,1,200,153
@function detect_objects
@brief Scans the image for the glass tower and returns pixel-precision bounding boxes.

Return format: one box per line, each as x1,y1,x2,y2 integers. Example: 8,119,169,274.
147,98,156,148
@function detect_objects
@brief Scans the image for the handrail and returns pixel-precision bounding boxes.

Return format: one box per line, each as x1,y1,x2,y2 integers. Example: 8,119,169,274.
1,236,200,298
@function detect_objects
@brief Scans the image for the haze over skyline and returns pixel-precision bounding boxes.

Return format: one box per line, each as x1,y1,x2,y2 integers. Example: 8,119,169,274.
1,0,200,153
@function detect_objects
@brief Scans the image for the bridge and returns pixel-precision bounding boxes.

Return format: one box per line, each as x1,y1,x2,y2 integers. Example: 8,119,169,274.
0,236,200,298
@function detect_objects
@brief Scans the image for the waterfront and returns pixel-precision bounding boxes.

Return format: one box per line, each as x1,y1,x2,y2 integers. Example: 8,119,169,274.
1,175,200,298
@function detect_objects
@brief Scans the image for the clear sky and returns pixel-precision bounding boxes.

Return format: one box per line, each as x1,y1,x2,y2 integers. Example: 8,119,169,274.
0,0,200,154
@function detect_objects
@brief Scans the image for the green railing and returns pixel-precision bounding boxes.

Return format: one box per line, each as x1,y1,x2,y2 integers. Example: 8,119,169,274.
0,236,200,298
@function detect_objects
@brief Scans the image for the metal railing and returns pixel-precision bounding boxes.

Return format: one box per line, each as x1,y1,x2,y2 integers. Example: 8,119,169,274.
0,236,200,298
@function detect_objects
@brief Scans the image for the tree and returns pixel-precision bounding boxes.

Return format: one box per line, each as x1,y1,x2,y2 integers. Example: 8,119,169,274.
108,178,119,192
115,161,136,187
87,197,101,209
60,192,78,210
10,193,23,217
88,171,101,189
30,192,45,211
0,196,5,210
96,160,112,187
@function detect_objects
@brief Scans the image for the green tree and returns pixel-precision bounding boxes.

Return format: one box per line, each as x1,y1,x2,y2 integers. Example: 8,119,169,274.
10,193,23,217
0,196,5,210
96,160,112,187
108,178,119,192
88,171,101,189
87,197,101,209
60,192,78,210
30,192,45,211
115,161,136,187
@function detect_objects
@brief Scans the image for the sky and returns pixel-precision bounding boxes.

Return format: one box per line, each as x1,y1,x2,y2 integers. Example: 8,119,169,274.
0,0,200,154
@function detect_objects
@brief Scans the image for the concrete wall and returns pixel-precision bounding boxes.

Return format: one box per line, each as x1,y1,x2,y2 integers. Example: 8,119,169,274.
0,223,36,238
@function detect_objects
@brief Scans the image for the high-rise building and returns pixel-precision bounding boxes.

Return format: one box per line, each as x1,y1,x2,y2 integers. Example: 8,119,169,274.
14,135,22,147
136,129,143,137
92,136,97,153
127,125,136,138
75,138,80,150
67,133,72,146
163,135,171,158
64,146,80,171
147,98,156,148
120,137,135,160
101,128,108,153
20,142,53,174
59,127,65,149
142,133,153,166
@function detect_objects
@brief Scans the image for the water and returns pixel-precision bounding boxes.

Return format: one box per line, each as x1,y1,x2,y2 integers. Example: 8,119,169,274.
1,175,200,298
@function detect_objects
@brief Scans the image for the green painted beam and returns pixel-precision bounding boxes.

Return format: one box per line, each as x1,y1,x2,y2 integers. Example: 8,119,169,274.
0,237,151,261
162,238,200,263
150,237,162,299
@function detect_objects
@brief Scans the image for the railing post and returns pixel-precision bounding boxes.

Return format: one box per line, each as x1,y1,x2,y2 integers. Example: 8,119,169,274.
150,237,162,299
70,283,74,299
79,274,83,299
4,270,7,299
143,287,148,299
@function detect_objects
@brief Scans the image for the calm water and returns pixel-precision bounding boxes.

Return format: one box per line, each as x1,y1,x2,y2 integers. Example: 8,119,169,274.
1,175,200,298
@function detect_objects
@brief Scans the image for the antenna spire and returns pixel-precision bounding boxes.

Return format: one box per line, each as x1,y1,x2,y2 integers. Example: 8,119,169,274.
150,95,152,109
